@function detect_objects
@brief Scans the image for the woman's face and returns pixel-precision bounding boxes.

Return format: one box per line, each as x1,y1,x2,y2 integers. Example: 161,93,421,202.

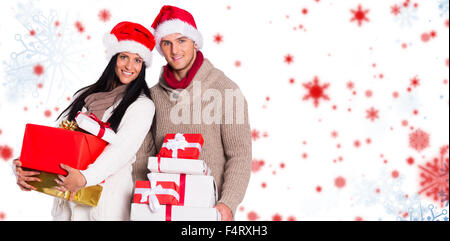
115,52,143,85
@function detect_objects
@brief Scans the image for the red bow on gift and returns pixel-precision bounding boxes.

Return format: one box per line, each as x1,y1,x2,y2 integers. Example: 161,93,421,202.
76,112,112,138
89,113,112,139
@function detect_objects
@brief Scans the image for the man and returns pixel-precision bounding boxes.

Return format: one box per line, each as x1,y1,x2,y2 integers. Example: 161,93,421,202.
133,5,252,221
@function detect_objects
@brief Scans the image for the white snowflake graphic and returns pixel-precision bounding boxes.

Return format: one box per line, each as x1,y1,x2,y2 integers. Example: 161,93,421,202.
393,2,419,27
438,0,449,17
351,168,449,221
2,2,89,104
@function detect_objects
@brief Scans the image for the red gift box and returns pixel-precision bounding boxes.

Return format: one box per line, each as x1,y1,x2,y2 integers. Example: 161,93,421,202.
158,133,204,160
19,124,107,175
133,180,180,206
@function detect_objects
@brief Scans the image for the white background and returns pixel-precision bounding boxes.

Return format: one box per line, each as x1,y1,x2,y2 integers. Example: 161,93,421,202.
0,0,448,221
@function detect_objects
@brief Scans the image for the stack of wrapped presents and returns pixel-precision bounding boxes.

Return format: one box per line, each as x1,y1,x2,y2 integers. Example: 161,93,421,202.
130,133,221,221
18,112,115,206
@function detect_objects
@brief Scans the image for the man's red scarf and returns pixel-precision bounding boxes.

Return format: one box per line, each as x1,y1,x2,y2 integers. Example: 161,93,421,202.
163,51,204,89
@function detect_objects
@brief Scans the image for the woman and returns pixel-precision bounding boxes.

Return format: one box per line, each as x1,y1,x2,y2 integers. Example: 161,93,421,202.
13,21,156,220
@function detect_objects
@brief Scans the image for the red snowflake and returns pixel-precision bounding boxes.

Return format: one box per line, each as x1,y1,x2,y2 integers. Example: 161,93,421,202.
284,54,294,64
418,146,449,207
430,30,437,38
410,76,420,88
0,145,13,161
366,107,379,122
251,129,260,141
98,9,111,22
350,5,370,27
316,186,322,192
391,4,401,16
213,34,223,44
335,176,346,189
272,213,282,221
302,76,330,107
331,130,338,138
33,64,44,76
287,216,296,221
247,211,259,221
75,21,85,33
346,81,355,90
421,32,431,42
251,159,265,172
44,110,52,118
409,129,430,152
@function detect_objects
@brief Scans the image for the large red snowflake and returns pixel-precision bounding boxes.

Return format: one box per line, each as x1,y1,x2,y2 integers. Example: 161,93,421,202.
302,76,330,107
418,146,449,207
366,107,379,122
409,129,430,152
350,5,370,27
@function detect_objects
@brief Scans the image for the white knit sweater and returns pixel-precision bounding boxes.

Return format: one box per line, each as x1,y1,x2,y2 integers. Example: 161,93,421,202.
51,95,155,220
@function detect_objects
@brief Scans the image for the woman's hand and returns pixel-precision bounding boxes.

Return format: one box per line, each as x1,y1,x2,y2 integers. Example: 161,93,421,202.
214,203,233,221
55,164,87,201
14,158,41,191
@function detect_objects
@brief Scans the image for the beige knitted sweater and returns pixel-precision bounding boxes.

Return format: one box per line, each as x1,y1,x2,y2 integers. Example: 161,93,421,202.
132,59,252,216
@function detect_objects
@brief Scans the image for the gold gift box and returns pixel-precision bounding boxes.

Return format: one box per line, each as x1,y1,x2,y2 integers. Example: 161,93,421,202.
24,167,102,207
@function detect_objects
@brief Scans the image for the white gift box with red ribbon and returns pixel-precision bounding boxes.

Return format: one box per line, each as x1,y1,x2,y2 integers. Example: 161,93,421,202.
148,156,211,175
147,173,217,208
75,112,116,143
133,180,180,212
158,133,204,159
130,203,221,221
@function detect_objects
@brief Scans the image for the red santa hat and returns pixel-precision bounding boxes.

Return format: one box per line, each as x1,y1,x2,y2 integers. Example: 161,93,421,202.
103,21,156,68
151,5,203,55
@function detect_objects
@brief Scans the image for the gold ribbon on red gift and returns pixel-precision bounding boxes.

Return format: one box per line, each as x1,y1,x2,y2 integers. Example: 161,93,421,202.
59,120,79,131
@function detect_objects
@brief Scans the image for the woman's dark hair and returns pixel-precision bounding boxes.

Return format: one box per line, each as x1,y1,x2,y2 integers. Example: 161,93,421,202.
57,53,151,132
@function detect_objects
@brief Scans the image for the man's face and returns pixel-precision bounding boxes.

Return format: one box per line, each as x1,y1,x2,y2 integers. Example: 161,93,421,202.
160,33,198,72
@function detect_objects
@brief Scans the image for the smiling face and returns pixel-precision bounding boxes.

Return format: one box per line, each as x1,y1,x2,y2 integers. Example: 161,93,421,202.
115,52,144,85
160,33,198,79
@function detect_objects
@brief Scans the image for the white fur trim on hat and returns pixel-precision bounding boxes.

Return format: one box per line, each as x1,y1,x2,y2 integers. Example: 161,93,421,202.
154,19,203,55
103,33,153,68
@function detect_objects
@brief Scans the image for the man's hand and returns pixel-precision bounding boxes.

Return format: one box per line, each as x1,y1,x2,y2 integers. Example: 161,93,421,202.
214,202,233,221
54,164,87,201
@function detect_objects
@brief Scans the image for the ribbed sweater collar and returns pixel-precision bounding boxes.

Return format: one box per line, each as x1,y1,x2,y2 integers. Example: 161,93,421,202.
158,58,214,93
